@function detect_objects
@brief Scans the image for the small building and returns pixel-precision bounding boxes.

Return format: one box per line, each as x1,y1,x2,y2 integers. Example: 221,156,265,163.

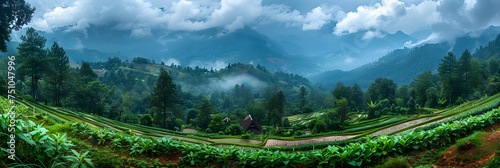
239,115,262,135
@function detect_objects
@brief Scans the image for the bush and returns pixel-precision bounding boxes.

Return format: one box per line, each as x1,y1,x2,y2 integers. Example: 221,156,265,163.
217,131,224,135
241,133,251,139
456,97,465,105
140,114,153,126
374,156,411,168
282,118,291,127
302,105,314,113
225,124,243,135
205,128,212,133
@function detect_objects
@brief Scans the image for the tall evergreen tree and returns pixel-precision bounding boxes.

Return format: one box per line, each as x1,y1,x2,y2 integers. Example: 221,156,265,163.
414,71,436,106
298,86,307,109
267,91,286,126
79,62,97,83
332,82,351,100
350,83,364,110
336,97,348,125
45,42,70,106
438,52,458,104
1,0,35,52
458,49,473,99
149,71,182,129
366,78,397,103
197,98,216,130
17,27,48,102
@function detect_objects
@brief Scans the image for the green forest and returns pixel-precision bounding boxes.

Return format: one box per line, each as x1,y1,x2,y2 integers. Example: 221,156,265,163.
3,0,500,167
3,26,500,136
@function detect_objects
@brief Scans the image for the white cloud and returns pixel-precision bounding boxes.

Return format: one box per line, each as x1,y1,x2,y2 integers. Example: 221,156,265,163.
25,0,500,42
262,5,336,30
208,74,266,90
29,0,264,35
162,58,180,65
334,0,439,38
334,0,500,41
302,7,332,30
188,60,227,70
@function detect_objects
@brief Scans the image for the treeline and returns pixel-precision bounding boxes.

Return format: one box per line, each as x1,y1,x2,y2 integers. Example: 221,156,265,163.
0,27,331,133
3,27,500,136
306,44,500,133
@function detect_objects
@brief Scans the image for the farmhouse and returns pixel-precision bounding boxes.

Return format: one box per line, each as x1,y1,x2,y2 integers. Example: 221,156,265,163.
239,115,263,134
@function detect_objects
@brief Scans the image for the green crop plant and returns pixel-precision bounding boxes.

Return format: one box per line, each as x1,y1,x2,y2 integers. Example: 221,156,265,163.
60,150,95,168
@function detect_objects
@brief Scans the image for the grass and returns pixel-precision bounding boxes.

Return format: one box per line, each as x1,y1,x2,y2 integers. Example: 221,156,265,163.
373,155,411,168
455,131,490,161
388,93,500,135
11,92,500,150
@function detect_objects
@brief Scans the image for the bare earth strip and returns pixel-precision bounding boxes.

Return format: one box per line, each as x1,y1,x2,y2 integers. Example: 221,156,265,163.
264,135,355,147
370,116,440,136
264,116,445,147
402,116,453,133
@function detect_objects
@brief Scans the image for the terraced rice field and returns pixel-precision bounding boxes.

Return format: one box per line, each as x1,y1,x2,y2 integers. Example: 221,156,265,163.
13,92,500,148
263,93,500,147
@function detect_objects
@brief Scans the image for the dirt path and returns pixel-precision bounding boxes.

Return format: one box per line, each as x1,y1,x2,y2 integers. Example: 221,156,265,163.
182,128,199,133
403,116,453,133
264,135,355,147
370,116,440,136
264,116,442,147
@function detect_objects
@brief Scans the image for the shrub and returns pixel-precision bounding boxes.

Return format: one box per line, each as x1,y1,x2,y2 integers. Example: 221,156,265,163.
205,128,212,133
241,134,251,139
374,156,411,168
225,124,243,135
282,118,291,127
302,105,314,113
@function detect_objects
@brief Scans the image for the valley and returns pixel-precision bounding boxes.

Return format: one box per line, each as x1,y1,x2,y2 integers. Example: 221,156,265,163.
3,0,500,167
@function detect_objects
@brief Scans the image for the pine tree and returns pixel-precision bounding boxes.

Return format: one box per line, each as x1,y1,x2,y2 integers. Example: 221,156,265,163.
336,97,348,125
17,27,49,102
0,0,35,52
458,49,473,99
438,52,457,104
197,98,216,130
298,86,307,109
267,91,286,126
79,62,97,83
149,71,182,129
350,83,364,110
45,42,70,106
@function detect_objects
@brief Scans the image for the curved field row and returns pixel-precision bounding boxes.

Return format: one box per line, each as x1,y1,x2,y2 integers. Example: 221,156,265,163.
265,135,356,147
15,99,218,144
263,93,500,147
14,92,500,149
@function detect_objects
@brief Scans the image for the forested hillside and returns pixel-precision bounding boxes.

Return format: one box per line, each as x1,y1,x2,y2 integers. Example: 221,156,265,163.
311,27,500,90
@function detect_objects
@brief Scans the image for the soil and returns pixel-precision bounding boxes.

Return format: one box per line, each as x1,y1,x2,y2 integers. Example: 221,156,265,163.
407,122,500,168
157,151,184,166
434,123,500,168
264,135,355,147
370,116,440,135
483,122,500,133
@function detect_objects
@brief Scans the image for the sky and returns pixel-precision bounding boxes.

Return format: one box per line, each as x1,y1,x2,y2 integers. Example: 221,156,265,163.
22,0,500,43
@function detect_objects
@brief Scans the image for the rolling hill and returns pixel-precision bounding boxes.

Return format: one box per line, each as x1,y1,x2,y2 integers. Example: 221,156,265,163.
310,26,500,90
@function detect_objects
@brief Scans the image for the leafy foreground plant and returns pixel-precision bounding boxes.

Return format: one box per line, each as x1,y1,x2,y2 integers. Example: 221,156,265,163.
69,107,500,167
4,94,500,167
0,98,94,168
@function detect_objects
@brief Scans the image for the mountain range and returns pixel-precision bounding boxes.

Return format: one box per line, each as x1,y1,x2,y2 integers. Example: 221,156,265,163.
9,24,419,76
5,25,500,90
309,26,500,90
